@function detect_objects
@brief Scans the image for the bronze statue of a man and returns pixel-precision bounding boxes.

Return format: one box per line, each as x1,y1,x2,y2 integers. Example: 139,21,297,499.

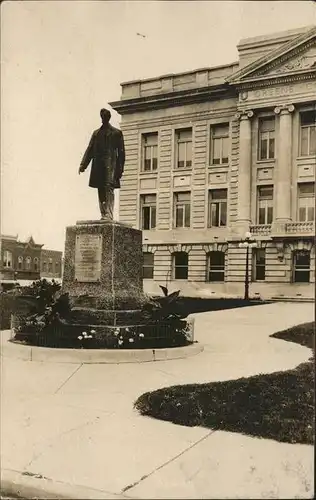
79,108,125,220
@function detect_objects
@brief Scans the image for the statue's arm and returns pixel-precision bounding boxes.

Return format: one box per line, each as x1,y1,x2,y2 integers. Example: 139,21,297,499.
80,133,95,169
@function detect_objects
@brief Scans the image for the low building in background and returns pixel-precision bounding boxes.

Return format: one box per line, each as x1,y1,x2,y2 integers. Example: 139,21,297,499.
110,25,316,300
0,234,62,289
41,249,63,281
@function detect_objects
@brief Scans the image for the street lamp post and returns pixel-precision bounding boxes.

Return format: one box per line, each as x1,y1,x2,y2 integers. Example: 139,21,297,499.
238,231,258,300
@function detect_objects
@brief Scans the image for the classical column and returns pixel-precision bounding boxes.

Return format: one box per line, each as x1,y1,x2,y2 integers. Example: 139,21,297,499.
235,110,254,231
274,104,294,228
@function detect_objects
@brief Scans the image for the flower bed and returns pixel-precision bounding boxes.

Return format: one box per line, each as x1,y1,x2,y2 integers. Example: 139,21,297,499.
13,321,194,350
10,280,194,350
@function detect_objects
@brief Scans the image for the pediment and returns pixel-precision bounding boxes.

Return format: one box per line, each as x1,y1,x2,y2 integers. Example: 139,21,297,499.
256,42,316,77
227,26,316,85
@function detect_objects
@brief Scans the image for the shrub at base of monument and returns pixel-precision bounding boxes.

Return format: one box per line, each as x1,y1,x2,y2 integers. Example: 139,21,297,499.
10,280,194,349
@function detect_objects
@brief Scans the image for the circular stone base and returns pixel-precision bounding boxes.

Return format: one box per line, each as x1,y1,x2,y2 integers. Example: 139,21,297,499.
1,331,203,364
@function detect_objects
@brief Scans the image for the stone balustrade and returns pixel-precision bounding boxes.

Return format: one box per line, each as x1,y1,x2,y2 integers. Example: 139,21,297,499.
285,221,315,234
250,224,272,236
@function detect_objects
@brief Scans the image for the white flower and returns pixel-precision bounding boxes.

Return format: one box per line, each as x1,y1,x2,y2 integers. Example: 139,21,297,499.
139,333,144,338
114,327,120,335
129,338,134,343
118,339,123,346
82,331,87,336
125,327,130,332
90,329,96,334
119,336,123,340
78,335,83,340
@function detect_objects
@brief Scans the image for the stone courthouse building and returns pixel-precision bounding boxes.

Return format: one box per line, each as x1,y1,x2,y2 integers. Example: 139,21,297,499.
110,26,316,299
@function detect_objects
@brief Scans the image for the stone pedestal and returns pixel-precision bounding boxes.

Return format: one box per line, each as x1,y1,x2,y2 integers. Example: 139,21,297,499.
62,220,147,324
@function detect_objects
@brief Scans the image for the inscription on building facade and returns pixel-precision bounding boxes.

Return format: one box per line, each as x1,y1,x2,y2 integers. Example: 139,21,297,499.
241,81,316,101
74,234,102,282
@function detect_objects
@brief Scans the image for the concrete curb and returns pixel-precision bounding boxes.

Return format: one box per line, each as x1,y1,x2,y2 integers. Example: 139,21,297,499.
0,331,203,364
1,468,132,499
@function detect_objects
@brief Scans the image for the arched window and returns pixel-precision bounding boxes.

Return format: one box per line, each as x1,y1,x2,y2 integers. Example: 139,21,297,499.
25,257,31,270
34,257,39,272
207,251,225,282
3,250,13,268
293,250,310,283
142,252,154,279
18,256,23,270
173,252,188,280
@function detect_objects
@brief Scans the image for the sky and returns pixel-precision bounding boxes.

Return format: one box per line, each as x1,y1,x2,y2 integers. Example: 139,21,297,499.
1,0,316,251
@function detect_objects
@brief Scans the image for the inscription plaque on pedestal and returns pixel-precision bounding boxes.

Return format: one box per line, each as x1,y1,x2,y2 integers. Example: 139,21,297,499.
74,234,102,282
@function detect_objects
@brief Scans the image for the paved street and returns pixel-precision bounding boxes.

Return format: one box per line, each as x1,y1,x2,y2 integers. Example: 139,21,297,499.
1,303,314,499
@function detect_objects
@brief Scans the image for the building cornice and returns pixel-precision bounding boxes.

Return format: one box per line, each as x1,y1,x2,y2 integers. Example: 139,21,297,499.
110,84,236,115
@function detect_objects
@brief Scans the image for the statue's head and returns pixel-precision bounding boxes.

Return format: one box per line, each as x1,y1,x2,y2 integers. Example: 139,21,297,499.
100,108,111,125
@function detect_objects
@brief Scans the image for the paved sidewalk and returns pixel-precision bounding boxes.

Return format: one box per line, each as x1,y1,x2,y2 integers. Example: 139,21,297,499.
1,303,314,499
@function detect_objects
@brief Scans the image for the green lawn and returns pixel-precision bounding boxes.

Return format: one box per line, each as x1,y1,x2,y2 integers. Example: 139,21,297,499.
134,321,315,445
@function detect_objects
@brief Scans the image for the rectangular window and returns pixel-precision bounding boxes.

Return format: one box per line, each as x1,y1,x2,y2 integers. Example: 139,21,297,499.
142,252,154,279
300,111,316,157
252,248,266,281
298,183,315,222
173,252,188,280
258,117,275,160
210,124,229,165
293,251,310,283
174,192,191,228
3,250,12,268
48,259,53,273
43,261,47,273
142,133,158,171
141,194,157,230
257,186,273,224
208,189,227,227
207,251,225,282
176,129,192,169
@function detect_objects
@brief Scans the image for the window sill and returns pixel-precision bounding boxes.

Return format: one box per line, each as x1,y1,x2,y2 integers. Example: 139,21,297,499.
140,171,158,176
296,156,316,161
207,226,227,229
256,159,275,165
173,227,192,230
208,163,229,168
206,281,225,284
